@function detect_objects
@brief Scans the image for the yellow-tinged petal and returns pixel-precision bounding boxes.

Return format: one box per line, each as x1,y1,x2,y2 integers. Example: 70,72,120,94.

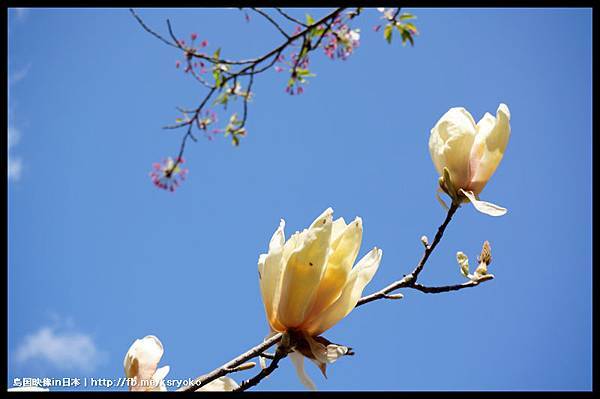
304,217,363,324
429,107,478,189
460,189,507,217
331,217,347,244
258,219,286,331
306,248,382,336
469,103,511,194
277,208,334,328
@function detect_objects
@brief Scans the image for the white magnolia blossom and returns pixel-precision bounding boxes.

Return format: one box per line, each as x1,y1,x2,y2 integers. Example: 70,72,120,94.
123,335,238,392
429,103,511,216
258,208,382,389
123,335,170,392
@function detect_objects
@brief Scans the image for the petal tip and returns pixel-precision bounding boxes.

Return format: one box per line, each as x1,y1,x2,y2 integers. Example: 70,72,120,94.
497,103,510,120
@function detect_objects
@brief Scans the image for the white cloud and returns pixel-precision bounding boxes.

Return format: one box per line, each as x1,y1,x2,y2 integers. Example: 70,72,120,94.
8,125,22,181
15,327,106,373
8,157,22,181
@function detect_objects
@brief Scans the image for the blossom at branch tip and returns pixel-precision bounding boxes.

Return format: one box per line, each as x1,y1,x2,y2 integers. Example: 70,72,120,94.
123,335,239,392
149,157,188,192
258,208,382,389
429,104,511,216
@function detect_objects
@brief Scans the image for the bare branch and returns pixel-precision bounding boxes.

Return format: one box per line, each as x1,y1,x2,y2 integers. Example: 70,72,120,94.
233,345,289,391
410,278,492,294
275,8,308,27
356,202,460,307
178,332,283,391
129,9,178,49
251,8,290,39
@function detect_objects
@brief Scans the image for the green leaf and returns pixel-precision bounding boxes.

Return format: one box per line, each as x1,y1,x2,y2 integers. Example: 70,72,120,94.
213,48,221,60
305,13,315,26
384,24,393,44
400,13,416,21
404,22,418,34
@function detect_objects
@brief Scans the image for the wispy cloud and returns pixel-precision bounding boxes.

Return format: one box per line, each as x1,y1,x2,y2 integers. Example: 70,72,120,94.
15,326,107,373
14,8,29,22
8,125,23,181
9,63,31,86
8,63,31,182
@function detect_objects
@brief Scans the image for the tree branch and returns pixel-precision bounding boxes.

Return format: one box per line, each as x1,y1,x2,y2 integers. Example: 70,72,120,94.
180,202,494,391
131,7,346,176
251,8,290,39
232,344,288,391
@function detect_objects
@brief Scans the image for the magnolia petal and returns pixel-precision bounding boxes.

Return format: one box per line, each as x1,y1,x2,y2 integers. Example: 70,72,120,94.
150,365,170,390
469,103,511,194
429,107,477,189
306,248,382,336
277,208,334,328
196,376,240,391
289,350,317,391
124,335,164,381
258,219,286,331
331,217,347,244
460,189,507,217
306,217,363,322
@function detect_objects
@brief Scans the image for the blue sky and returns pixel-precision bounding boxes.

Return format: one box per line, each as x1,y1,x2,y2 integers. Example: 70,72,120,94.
7,8,592,391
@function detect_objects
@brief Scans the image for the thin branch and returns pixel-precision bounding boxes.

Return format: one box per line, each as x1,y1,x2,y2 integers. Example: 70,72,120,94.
178,332,283,391
129,9,179,49
275,8,308,27
251,8,290,39
233,345,288,391
410,278,492,294
356,202,460,307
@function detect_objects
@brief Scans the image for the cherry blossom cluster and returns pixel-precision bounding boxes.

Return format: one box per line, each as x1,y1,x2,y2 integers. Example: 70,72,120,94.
150,157,189,192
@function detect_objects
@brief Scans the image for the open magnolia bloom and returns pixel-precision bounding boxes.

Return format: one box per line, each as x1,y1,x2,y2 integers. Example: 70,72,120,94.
429,103,511,216
124,335,238,392
258,208,382,390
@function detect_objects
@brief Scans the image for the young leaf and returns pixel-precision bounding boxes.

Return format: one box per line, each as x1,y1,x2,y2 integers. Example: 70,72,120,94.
384,24,393,44
305,13,315,26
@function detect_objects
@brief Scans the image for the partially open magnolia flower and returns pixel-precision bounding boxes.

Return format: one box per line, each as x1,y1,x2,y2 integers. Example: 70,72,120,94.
258,208,382,389
124,335,238,392
429,103,511,216
124,335,170,392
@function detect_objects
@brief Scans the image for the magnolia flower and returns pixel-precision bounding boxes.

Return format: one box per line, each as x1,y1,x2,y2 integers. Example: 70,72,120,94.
429,103,511,216
123,335,238,392
124,335,171,391
258,208,382,389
